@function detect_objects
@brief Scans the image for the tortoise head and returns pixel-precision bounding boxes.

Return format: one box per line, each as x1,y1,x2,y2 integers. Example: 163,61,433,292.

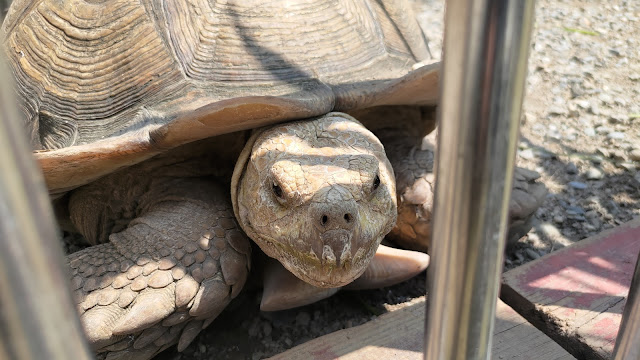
232,112,396,288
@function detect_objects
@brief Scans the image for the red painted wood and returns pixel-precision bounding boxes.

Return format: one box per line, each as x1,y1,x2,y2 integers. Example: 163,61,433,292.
502,219,640,359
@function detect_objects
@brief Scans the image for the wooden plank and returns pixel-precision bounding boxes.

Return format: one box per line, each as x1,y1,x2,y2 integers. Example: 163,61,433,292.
269,298,574,360
502,218,640,360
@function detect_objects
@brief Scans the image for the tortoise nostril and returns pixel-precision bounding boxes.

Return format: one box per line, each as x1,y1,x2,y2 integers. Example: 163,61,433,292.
344,213,352,223
321,215,328,225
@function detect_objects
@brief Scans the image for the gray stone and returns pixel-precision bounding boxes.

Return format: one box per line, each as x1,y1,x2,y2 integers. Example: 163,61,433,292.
566,162,578,174
525,248,541,260
568,181,588,189
566,206,585,215
296,312,311,327
262,321,272,337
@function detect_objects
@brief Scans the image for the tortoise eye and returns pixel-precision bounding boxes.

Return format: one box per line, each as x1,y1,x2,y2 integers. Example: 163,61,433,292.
272,182,284,199
372,174,381,191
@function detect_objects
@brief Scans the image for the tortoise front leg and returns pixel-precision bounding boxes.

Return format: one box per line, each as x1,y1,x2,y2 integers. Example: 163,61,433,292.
385,134,547,252
384,136,436,252
67,176,250,360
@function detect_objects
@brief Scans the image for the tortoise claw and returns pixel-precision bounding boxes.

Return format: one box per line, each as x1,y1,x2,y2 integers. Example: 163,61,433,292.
261,259,339,312
344,245,429,290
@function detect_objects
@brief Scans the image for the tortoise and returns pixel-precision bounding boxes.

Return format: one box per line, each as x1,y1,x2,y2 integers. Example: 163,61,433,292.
2,0,546,358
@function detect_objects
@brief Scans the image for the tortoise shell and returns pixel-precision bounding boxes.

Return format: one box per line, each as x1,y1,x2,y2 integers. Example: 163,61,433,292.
2,0,439,194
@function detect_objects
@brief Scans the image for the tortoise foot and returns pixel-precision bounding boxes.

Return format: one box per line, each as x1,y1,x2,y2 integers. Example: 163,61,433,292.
386,139,547,252
68,179,251,359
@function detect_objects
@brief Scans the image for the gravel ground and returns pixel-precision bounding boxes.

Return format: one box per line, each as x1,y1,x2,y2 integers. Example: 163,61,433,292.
508,0,640,269
50,0,638,358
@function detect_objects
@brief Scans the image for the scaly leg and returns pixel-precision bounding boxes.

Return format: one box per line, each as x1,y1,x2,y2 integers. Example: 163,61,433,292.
385,134,547,252
67,173,250,360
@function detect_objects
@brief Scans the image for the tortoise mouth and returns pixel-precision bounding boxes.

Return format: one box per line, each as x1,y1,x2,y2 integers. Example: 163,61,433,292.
255,232,382,288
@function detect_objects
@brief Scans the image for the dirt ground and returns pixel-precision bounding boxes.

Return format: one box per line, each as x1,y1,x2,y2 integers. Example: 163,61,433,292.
152,0,640,359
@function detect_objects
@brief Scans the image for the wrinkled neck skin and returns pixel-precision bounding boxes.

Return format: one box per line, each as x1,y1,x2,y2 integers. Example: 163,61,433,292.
232,112,397,288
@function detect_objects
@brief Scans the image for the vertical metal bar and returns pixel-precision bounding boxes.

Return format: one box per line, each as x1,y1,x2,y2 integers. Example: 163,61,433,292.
612,254,640,359
0,33,93,360
424,0,535,359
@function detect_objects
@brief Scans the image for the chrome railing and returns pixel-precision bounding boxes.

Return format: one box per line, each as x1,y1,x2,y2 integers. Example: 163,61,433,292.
613,254,640,359
424,0,537,358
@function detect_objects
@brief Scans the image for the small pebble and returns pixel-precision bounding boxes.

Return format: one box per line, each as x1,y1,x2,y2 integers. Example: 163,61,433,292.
584,127,596,137
575,100,590,109
630,149,640,161
262,322,272,337
553,215,564,223
590,155,604,164
525,248,541,260
248,319,260,337
612,150,627,161
585,210,599,218
566,206,585,215
548,105,569,116
607,131,625,140
617,162,636,171
599,93,613,104
519,148,535,160
566,162,578,174
568,181,588,189
609,114,628,123
597,147,610,158
586,167,604,180
296,312,311,327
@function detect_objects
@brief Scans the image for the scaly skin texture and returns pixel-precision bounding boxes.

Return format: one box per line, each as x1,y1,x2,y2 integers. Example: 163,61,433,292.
68,172,250,360
232,113,397,288
355,106,547,252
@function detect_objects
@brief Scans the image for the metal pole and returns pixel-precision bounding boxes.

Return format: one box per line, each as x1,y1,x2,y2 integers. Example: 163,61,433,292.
0,31,93,360
424,0,535,359
612,254,640,359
